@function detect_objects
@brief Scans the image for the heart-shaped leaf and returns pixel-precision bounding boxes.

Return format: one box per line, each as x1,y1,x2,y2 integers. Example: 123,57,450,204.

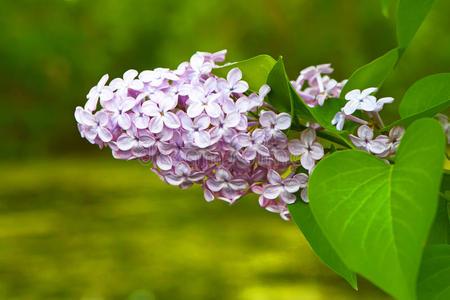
417,244,450,300
384,73,450,130
397,0,436,49
266,57,294,115
341,48,399,96
212,54,276,92
399,73,450,119
308,118,446,300
288,201,357,289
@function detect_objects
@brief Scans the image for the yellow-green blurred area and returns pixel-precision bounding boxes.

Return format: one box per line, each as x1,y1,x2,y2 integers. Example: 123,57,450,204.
0,0,449,299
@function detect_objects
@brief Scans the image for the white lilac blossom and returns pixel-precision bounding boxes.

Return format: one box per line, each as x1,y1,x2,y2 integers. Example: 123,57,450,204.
343,88,378,115
329,88,395,131
331,112,346,131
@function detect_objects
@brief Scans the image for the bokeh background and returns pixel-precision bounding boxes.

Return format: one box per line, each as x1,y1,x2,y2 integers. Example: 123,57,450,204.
0,0,449,299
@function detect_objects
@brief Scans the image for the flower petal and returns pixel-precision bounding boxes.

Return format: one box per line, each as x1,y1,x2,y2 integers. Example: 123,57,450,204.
267,169,282,185
163,112,180,129
149,116,164,133
206,179,225,192
279,191,296,204
275,113,291,130
263,184,282,199
117,134,135,151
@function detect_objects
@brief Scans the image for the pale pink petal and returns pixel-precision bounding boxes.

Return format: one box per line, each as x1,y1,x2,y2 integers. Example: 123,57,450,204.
256,145,270,157
194,131,211,148
259,111,276,127
344,89,361,101
205,102,221,118
187,102,204,118
301,128,316,144
294,173,308,188
99,88,114,102
163,112,180,129
274,150,290,162
357,125,373,140
232,81,248,94
275,113,291,130
117,134,135,151
215,168,231,181
284,178,300,193
206,179,225,192
189,172,205,182
135,116,149,129
156,155,173,171
361,87,378,98
229,179,248,190
279,191,296,204
196,115,210,130
165,174,184,186
204,188,214,202
224,112,240,128
301,188,308,203
98,127,112,142
227,68,242,85
243,148,257,160
140,135,155,147
149,116,164,133
142,101,160,117
267,169,282,185
118,114,131,130
175,162,191,176
300,152,315,170
80,110,97,126
310,143,324,160
342,99,359,115
123,69,138,82
263,184,282,199
288,139,306,156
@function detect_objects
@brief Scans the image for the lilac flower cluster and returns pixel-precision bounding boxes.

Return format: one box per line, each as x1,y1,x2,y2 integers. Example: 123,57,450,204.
291,64,347,107
75,50,327,220
76,50,421,220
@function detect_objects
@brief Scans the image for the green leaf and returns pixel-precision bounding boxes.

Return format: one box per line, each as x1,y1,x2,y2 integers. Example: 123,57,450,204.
288,201,358,289
341,48,399,96
399,73,450,119
384,73,450,130
428,194,450,244
417,244,450,300
397,0,436,49
212,54,276,92
266,57,293,114
308,118,446,300
428,172,450,244
289,83,315,123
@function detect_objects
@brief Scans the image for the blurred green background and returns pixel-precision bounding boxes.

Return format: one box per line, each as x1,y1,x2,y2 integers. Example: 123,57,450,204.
0,0,449,299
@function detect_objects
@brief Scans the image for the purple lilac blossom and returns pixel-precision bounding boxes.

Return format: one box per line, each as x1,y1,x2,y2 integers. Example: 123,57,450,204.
75,50,313,220
75,51,413,221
